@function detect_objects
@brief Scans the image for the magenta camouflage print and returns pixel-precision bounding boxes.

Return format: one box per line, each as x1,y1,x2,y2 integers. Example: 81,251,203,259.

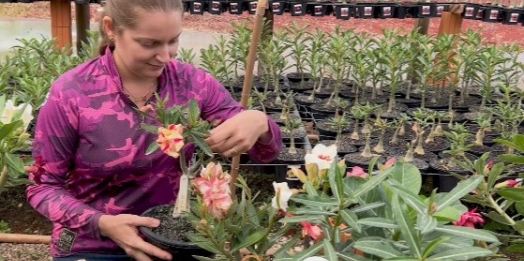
26,47,282,257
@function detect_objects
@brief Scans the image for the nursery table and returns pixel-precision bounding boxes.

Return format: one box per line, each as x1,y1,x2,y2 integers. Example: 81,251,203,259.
50,0,90,52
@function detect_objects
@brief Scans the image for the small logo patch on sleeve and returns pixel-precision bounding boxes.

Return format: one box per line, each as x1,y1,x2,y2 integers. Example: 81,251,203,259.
57,228,77,252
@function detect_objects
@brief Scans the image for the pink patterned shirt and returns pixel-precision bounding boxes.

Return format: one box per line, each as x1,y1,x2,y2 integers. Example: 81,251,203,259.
26,47,282,257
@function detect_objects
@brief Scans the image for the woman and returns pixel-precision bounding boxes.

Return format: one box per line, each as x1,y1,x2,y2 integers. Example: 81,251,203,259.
25,0,282,260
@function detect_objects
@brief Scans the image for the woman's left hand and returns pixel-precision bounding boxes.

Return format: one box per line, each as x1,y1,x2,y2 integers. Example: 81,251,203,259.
205,110,270,157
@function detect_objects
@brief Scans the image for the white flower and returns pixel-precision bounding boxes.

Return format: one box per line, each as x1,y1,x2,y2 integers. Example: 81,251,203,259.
303,257,329,261
271,182,293,211
304,143,337,169
0,99,33,130
0,100,16,124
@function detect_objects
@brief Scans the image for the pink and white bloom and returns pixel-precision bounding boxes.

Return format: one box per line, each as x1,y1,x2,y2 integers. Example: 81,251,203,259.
300,221,323,241
453,208,484,228
193,162,233,220
495,178,522,189
271,182,293,212
346,166,368,178
305,144,337,170
1,99,34,130
156,124,185,158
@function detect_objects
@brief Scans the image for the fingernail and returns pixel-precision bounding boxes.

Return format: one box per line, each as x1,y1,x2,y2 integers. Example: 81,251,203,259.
153,220,161,227
166,255,172,260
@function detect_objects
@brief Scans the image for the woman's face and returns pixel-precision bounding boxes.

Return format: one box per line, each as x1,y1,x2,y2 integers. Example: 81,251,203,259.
104,8,183,80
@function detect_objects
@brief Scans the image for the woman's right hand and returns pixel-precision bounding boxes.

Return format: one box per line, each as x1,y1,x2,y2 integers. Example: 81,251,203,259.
98,214,172,261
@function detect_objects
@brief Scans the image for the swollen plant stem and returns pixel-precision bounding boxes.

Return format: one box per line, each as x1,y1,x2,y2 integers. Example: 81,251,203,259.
487,195,524,236
0,166,8,196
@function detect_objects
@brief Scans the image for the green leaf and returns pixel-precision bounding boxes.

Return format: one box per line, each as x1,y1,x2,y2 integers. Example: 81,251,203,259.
193,256,228,261
340,209,361,233
434,225,498,242
391,195,422,258
486,211,513,225
287,240,324,260
4,153,25,174
497,154,524,165
384,258,420,261
187,98,200,125
186,233,222,254
432,206,462,222
351,163,393,199
487,162,504,189
426,247,493,260
350,202,385,214
417,213,438,234
390,161,422,195
497,187,524,202
516,202,524,216
230,230,266,253
514,221,524,231
353,239,403,259
357,217,398,229
294,209,335,216
322,239,338,261
0,120,23,141
290,196,339,207
422,236,450,259
435,175,483,212
507,244,524,253
191,134,214,157
389,184,427,215
145,141,159,155
328,158,344,203
337,252,373,261
279,215,324,224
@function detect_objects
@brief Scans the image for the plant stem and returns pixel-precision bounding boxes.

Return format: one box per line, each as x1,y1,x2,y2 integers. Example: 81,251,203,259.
0,166,9,196
487,195,524,236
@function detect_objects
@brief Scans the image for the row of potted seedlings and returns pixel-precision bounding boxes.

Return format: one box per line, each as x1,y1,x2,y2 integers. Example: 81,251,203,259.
183,0,524,24
174,21,524,191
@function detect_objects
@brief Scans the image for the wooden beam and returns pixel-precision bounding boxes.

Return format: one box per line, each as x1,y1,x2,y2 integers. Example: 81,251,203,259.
437,4,464,35
75,2,91,53
413,17,430,35
50,0,72,51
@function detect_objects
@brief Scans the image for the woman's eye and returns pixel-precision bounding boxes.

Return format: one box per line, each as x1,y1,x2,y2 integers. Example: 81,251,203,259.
141,42,155,48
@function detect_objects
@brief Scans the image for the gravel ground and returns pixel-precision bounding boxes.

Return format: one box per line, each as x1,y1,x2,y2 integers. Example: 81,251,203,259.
0,243,51,261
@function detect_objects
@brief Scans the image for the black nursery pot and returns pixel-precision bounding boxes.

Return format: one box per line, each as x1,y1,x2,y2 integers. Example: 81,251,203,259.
308,2,330,16
334,3,354,20
356,3,376,18
394,3,412,18
208,0,225,14
189,0,206,14
481,5,501,22
289,1,308,16
375,3,395,19
228,0,244,14
501,8,522,25
270,1,286,14
462,3,479,19
139,205,213,261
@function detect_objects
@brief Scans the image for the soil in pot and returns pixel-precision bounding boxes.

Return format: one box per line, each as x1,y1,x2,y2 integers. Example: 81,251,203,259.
465,135,496,146
344,152,387,167
269,113,301,125
430,155,477,175
279,127,307,139
411,150,439,163
287,72,312,82
316,119,352,137
289,81,315,93
395,98,422,107
303,87,336,99
377,109,403,119
140,205,212,260
294,93,323,106
467,143,505,155
277,148,308,164
403,158,430,170
421,136,450,152
358,140,407,155
310,102,338,116
320,139,358,155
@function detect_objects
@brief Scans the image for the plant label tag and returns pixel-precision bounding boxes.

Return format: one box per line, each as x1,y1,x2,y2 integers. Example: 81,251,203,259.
193,2,202,12
364,6,372,16
57,228,77,252
422,5,430,15
250,1,257,12
476,9,484,19
341,7,349,16
272,2,280,11
465,6,474,17
489,9,498,20
294,4,302,14
314,5,322,15
230,3,238,12
383,7,391,16
211,1,220,11
436,5,444,15
510,13,519,22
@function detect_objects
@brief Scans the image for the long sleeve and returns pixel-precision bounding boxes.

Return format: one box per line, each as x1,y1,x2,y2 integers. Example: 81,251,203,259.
197,72,282,163
26,81,105,240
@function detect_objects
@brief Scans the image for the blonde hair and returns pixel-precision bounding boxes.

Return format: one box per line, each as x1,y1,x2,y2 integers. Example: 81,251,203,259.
97,0,184,55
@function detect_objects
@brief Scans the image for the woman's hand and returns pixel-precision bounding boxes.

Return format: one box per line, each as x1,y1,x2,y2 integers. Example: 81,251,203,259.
98,214,172,261
205,110,270,157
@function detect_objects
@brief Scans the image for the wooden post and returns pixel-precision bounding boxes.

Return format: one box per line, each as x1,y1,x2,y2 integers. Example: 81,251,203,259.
50,0,73,50
437,4,464,35
75,2,91,53
413,17,430,35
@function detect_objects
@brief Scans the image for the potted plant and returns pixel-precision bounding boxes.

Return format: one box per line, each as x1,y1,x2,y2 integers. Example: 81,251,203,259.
285,21,312,91
295,29,327,106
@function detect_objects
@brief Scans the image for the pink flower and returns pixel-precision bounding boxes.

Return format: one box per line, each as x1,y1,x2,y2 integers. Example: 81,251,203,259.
193,162,233,220
346,166,368,178
453,208,484,228
381,157,396,170
495,179,522,189
157,124,185,158
300,221,323,241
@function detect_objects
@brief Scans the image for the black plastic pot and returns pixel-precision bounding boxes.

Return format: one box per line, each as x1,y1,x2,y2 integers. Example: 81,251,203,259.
140,205,213,261
462,3,479,19
308,2,330,16
334,3,354,20
228,0,244,14
394,4,411,18
208,0,226,14
416,2,436,18
289,1,308,16
356,3,376,18
481,5,501,22
501,8,522,25
375,3,395,18
270,0,286,14
189,1,205,14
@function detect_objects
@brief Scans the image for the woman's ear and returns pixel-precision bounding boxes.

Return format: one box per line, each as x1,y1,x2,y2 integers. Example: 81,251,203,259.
102,16,116,38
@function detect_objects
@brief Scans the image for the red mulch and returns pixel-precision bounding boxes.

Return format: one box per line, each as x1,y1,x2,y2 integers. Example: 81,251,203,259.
0,2,523,45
